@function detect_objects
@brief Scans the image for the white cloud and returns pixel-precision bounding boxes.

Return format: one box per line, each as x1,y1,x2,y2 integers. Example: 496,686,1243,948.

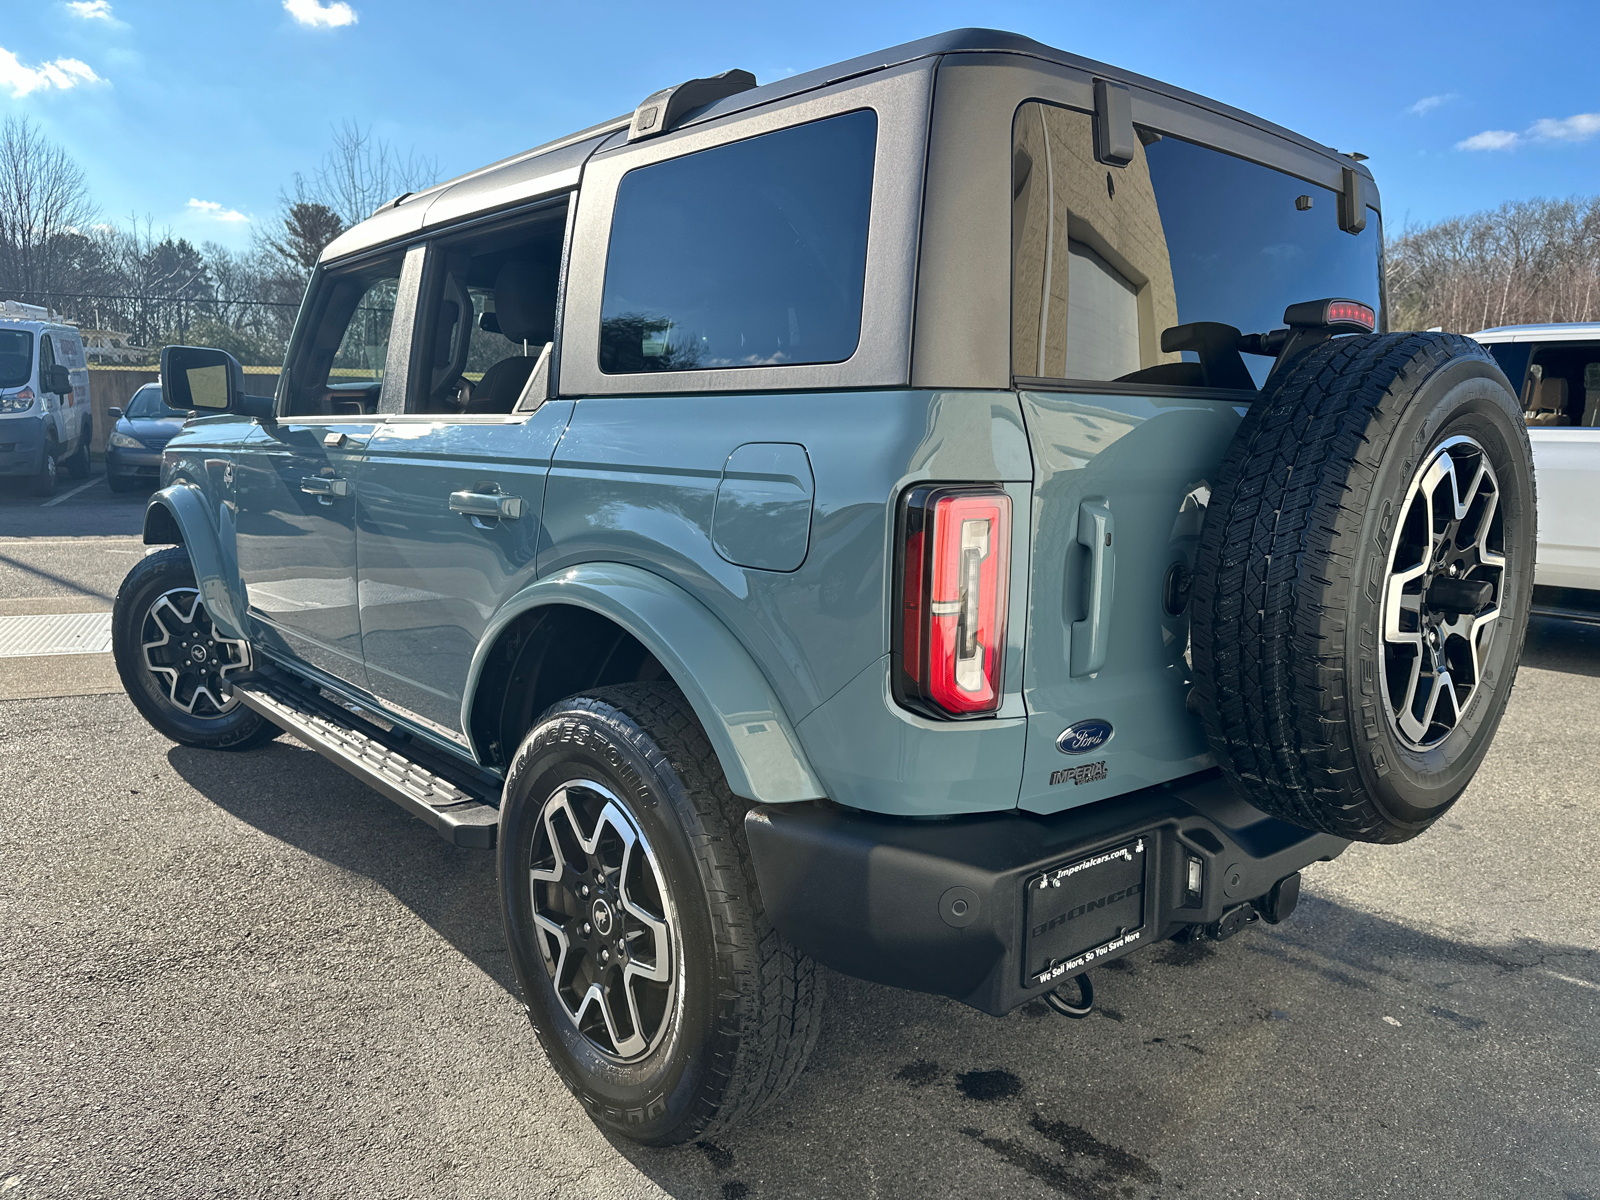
66,1,114,18
1408,93,1458,116
0,47,101,97
283,0,357,28
1528,113,1600,142
1457,129,1520,151
1457,111,1600,151
187,198,250,224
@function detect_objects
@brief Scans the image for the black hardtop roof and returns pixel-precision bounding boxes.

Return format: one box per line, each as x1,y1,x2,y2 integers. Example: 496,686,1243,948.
385,28,1370,222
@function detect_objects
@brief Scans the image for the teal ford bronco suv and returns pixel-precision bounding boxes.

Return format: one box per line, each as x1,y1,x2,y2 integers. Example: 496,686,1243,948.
113,30,1536,1144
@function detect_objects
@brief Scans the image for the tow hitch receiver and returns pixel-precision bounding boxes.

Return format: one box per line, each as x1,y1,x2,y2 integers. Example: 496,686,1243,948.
1193,871,1303,942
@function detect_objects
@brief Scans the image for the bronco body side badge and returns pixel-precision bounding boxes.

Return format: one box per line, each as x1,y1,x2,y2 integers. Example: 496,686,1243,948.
1057,718,1113,755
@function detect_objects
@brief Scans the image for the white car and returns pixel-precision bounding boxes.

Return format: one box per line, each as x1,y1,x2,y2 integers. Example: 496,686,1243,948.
1472,322,1600,615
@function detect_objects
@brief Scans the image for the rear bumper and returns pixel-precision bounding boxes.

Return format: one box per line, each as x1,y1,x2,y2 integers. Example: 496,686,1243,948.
745,769,1349,1016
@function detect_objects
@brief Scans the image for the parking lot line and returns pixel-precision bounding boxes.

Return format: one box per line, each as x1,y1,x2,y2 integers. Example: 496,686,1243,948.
40,478,103,508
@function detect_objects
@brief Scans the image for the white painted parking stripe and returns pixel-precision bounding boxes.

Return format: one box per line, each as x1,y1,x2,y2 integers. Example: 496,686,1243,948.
0,612,114,657
40,478,102,508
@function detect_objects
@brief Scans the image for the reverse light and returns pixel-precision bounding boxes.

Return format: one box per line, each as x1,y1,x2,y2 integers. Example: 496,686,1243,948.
0,387,36,414
895,485,1011,718
1185,856,1204,904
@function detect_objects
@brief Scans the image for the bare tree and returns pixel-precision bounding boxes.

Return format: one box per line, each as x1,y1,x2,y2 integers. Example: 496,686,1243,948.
0,115,98,306
1388,196,1600,332
310,119,439,228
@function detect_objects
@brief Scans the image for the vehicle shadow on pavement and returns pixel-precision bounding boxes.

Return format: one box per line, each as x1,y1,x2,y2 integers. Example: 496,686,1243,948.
1522,613,1600,679
615,893,1600,1200
165,739,518,995
165,739,1600,1200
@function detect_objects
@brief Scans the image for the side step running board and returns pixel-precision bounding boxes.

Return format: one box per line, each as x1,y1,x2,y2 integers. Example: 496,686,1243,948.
235,676,502,848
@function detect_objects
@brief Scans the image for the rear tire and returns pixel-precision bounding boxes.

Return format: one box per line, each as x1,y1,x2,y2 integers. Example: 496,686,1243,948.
498,682,824,1145
63,431,91,479
1190,332,1535,843
112,547,278,751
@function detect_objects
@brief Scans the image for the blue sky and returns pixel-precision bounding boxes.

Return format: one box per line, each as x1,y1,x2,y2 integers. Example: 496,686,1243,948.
3,0,1597,251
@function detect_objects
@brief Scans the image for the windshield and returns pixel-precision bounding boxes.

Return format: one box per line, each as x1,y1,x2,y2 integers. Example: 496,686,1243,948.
126,385,189,419
1012,102,1383,388
0,329,33,389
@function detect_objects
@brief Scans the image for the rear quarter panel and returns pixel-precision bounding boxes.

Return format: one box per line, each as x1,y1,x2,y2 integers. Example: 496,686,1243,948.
540,388,1035,815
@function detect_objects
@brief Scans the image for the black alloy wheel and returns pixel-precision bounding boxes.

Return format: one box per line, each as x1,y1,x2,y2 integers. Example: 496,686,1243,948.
112,546,279,750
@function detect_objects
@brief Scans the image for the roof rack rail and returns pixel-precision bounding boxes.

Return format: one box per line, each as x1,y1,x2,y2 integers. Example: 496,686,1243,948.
628,69,757,143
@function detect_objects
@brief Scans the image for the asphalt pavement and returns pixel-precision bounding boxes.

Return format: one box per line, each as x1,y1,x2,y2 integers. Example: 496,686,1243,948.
1,470,1597,1200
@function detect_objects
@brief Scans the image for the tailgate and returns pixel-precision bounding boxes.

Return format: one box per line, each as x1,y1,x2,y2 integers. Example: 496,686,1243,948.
1015,388,1243,814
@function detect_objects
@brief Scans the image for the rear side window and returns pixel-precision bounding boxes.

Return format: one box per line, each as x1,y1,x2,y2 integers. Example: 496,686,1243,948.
1012,102,1383,388
599,109,877,374
0,329,32,389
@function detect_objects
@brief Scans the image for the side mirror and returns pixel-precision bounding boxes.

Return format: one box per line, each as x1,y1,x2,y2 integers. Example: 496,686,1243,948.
46,364,73,395
107,406,123,421
160,345,246,414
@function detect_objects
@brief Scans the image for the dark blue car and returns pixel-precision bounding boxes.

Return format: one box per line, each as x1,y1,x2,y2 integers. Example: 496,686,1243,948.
105,384,189,493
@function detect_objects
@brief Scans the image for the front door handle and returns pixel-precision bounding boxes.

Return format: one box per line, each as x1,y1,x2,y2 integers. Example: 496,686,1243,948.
300,475,351,498
449,490,523,521
1071,499,1115,677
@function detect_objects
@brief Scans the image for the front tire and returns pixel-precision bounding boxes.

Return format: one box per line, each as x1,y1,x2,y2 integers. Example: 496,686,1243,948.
112,546,278,751
30,440,58,497
498,683,824,1145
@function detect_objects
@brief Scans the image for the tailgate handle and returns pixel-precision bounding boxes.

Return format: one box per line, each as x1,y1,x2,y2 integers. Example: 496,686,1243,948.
1071,499,1115,677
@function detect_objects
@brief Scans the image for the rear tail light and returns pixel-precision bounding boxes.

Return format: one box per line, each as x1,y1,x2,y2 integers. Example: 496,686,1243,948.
895,485,1011,718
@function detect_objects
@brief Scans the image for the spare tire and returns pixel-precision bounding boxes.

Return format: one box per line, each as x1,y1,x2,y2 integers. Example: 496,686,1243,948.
1190,332,1535,843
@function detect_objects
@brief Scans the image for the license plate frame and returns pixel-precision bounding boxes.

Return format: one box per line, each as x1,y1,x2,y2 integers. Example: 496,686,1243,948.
1023,836,1150,988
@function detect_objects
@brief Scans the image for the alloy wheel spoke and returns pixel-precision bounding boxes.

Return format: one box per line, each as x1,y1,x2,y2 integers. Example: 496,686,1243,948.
1380,437,1504,751
140,588,247,716
527,778,675,1063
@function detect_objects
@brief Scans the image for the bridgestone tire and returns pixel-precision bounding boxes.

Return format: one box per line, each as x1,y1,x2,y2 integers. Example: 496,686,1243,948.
112,547,279,751
1190,332,1535,843
498,683,824,1145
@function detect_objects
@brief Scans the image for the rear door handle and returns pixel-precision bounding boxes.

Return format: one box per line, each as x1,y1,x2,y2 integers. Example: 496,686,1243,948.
1071,499,1115,677
300,476,351,497
449,490,523,520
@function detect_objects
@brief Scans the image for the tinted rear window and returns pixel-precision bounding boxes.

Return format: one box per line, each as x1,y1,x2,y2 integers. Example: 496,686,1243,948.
0,329,33,389
1012,102,1383,388
599,109,877,374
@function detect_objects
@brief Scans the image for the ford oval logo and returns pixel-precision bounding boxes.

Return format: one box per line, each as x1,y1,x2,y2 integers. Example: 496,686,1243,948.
1057,719,1113,755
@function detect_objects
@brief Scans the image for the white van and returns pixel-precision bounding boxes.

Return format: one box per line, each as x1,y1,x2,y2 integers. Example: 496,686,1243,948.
0,306,93,496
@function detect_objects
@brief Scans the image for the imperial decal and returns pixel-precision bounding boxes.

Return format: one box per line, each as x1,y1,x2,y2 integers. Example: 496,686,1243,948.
1057,718,1113,755
1050,760,1107,786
